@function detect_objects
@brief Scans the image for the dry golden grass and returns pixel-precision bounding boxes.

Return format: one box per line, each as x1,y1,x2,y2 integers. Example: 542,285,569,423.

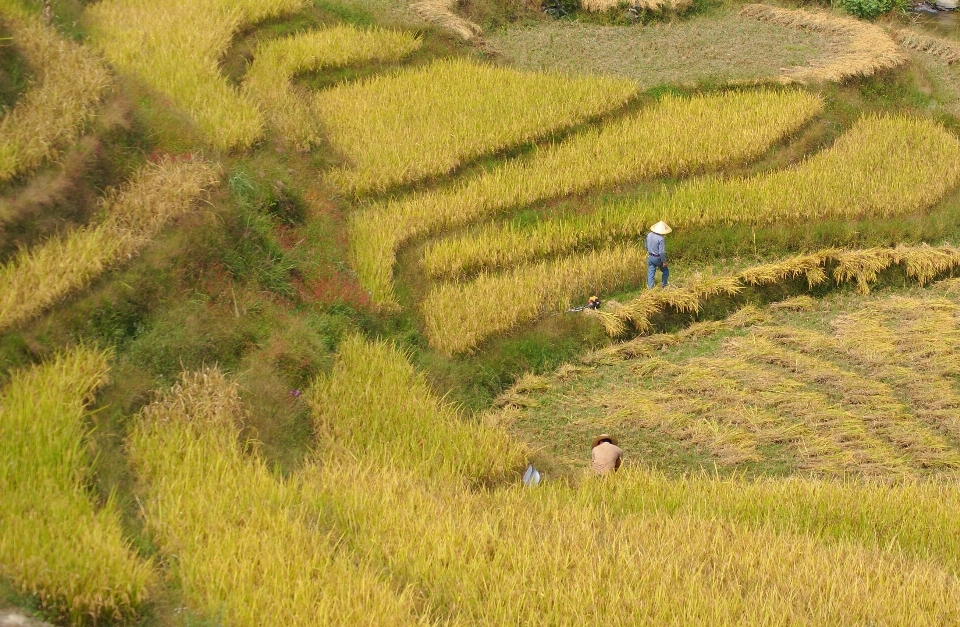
731,333,960,469
0,158,220,331
582,0,692,12
355,89,822,306
129,367,425,627
0,347,155,623
318,58,638,195
0,16,110,183
409,0,481,39
894,29,960,64
243,26,420,150
769,295,816,311
307,335,526,480
740,4,906,83
86,0,306,150
487,14,835,88
424,244,648,354
833,298,960,443
424,115,958,279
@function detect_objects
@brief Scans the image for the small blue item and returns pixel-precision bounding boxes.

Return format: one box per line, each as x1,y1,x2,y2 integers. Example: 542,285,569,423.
522,464,542,487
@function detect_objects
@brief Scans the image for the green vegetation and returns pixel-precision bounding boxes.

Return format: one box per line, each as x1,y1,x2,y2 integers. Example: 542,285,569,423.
7,0,960,624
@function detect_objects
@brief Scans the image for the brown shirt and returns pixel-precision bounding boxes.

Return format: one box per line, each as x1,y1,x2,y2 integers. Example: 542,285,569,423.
591,442,623,475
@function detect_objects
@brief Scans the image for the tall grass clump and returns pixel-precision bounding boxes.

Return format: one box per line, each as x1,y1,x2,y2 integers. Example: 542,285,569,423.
740,4,906,82
352,89,823,307
300,464,960,625
0,158,220,331
318,57,639,195
0,347,154,623
423,245,648,354
424,115,960,278
129,367,424,627
86,0,306,150
307,335,526,480
0,16,110,183
244,25,420,149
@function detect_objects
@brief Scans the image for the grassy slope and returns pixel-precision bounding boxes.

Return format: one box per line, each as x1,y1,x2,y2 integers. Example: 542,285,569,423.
5,0,960,624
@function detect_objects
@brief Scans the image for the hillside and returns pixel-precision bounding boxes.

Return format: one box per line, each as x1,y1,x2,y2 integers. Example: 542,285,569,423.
5,0,960,624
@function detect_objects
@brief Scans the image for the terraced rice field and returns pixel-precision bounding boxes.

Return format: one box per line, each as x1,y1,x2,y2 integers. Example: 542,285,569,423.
0,347,154,623
86,0,307,150
423,115,960,280
352,89,823,307
0,15,110,182
129,367,422,627
9,0,960,624
423,244,960,354
243,25,421,149
0,158,219,332
505,287,960,477
317,58,639,195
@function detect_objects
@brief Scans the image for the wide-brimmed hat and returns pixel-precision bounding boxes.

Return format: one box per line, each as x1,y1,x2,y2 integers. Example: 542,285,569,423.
591,433,619,448
650,221,672,235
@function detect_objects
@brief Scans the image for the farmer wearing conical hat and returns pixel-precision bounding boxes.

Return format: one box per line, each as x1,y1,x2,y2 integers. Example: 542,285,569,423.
645,221,672,289
591,434,623,475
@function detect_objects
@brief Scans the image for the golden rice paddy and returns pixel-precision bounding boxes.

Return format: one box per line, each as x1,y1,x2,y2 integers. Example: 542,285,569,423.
353,89,823,307
423,115,960,279
0,347,154,623
0,15,110,183
86,0,307,150
243,25,421,150
318,58,638,195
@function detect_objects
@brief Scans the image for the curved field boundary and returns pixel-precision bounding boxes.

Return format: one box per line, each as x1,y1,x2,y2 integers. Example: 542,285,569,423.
423,115,960,279
426,244,960,355
0,347,154,623
307,335,526,481
319,58,638,196
409,0,481,40
243,25,421,150
0,15,110,183
0,158,220,332
740,4,906,83
894,29,960,64
352,89,823,308
86,0,306,151
129,367,423,627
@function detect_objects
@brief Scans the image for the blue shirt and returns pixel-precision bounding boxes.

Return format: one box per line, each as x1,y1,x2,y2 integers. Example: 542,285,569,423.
646,232,665,262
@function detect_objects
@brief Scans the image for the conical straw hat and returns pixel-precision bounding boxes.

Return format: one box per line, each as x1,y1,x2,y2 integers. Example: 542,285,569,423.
650,221,672,235
591,434,619,448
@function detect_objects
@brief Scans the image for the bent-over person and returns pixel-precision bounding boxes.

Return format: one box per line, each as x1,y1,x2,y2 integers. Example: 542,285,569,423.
591,434,622,475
